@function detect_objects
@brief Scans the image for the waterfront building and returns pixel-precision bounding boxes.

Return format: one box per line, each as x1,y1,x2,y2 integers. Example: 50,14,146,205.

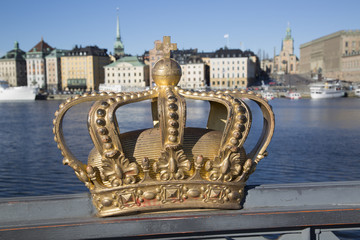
26,38,54,88
45,49,68,93
60,45,110,92
299,30,360,82
209,48,257,89
179,56,207,89
261,25,299,75
0,41,27,86
341,52,360,82
102,56,149,92
274,25,298,74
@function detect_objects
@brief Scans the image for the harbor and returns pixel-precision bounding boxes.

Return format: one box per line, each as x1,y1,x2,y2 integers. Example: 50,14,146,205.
1,98,360,198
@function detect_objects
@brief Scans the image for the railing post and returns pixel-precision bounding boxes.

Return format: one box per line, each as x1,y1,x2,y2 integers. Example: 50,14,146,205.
301,227,312,240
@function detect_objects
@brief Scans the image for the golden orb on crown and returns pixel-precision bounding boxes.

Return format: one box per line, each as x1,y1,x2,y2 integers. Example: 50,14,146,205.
152,36,181,86
152,58,181,86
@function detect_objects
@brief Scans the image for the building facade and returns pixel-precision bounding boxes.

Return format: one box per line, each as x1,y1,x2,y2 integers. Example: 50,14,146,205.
299,30,360,82
261,26,299,75
209,48,257,89
179,56,207,89
61,46,110,92
0,41,27,86
26,38,54,88
102,56,149,91
45,49,68,93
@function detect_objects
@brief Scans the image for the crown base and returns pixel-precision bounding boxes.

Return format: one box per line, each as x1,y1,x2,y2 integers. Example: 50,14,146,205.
91,181,245,217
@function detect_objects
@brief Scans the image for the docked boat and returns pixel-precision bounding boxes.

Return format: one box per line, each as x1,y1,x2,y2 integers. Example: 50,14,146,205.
285,91,301,100
355,88,360,97
309,81,345,99
0,80,37,101
261,91,275,100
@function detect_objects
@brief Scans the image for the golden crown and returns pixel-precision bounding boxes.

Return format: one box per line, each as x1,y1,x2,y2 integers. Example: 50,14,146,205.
53,36,275,217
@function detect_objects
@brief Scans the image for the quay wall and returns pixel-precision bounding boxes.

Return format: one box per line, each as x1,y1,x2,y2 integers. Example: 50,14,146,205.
47,90,357,100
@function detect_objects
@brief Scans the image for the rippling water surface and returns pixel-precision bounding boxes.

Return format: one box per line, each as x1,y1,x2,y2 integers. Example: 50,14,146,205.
0,98,359,198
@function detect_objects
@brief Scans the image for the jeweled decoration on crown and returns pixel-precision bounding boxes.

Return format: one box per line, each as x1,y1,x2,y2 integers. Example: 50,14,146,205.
53,36,275,217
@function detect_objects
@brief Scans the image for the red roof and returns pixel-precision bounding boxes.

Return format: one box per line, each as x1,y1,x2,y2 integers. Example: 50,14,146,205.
29,38,54,53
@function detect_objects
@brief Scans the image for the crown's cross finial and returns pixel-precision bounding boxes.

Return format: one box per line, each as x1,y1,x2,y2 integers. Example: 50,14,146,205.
156,36,177,59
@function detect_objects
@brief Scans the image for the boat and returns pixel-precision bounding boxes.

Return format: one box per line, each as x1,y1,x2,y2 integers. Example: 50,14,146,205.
285,91,301,100
0,80,37,101
261,91,275,100
355,88,360,97
309,81,345,99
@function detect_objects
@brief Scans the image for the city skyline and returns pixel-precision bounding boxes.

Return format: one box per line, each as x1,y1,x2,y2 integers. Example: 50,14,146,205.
0,0,359,59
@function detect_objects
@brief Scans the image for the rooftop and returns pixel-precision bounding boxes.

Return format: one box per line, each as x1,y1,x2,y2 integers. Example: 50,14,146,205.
65,45,108,57
105,56,145,67
28,38,54,53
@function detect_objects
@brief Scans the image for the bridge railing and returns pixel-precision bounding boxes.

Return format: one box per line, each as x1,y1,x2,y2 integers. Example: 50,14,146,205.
1,181,359,240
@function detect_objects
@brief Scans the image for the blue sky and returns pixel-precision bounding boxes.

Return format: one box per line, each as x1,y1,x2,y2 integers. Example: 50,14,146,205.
0,0,359,58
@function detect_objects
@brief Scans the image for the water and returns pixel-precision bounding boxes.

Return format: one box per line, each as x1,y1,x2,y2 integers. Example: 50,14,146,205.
0,98,360,198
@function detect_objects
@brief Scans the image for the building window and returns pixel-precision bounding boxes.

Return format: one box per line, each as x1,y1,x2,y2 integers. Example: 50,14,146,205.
345,41,348,47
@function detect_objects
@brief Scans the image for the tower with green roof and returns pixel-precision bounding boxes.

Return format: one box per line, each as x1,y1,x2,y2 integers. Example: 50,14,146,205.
0,41,27,86
282,23,294,55
114,9,125,58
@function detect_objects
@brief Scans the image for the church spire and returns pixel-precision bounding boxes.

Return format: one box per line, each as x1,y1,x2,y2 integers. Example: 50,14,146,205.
116,8,121,41
285,22,292,40
114,7,124,58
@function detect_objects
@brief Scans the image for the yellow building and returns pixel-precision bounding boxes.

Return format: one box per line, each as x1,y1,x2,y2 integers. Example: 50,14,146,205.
209,48,257,89
61,46,110,92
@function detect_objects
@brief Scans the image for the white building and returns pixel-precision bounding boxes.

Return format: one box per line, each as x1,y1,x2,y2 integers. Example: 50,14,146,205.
26,38,54,89
102,56,149,92
179,57,206,90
